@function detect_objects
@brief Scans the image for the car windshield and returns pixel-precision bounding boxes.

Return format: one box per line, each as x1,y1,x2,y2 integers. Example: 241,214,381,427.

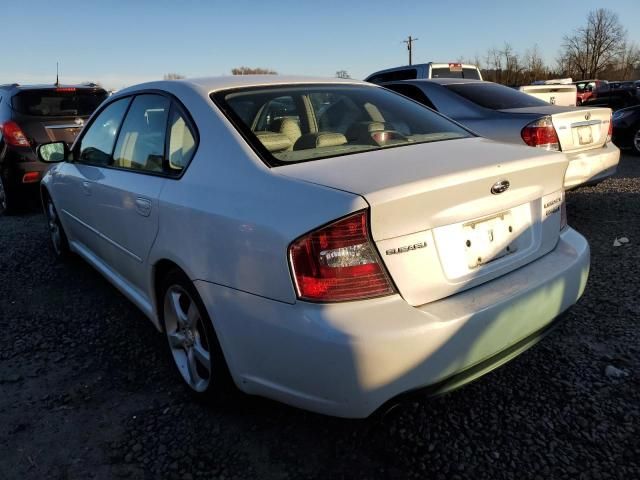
445,83,550,109
12,88,108,117
212,84,471,166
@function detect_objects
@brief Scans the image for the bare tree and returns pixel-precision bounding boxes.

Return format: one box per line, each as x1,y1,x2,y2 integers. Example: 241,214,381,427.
164,73,185,80
615,41,640,80
335,70,351,79
523,45,546,83
231,67,277,75
560,9,627,79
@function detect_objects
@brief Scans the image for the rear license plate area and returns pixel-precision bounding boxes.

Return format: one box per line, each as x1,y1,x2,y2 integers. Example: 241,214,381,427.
464,212,517,269
577,125,593,145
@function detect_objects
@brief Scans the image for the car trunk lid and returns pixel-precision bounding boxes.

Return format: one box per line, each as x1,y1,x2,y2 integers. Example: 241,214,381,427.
278,137,568,306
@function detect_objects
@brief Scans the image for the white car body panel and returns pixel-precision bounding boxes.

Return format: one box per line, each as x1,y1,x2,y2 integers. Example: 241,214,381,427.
41,76,591,417
519,84,577,107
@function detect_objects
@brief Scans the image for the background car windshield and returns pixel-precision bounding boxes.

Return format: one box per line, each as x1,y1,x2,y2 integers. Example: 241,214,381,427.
12,89,108,117
214,85,471,165
446,83,551,109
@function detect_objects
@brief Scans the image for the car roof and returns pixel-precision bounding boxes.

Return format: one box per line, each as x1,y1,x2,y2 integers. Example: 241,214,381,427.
0,83,105,92
116,75,369,96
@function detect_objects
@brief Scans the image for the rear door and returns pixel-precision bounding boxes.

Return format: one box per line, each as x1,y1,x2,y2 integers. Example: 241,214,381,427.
86,94,172,292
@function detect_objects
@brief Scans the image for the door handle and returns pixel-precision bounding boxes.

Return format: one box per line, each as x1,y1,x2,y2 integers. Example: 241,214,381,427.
135,197,152,217
81,181,92,196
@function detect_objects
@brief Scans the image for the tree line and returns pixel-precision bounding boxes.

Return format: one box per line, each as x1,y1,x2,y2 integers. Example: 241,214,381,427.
463,9,639,85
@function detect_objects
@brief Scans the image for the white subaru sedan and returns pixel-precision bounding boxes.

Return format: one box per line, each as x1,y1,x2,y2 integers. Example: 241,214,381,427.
38,76,590,418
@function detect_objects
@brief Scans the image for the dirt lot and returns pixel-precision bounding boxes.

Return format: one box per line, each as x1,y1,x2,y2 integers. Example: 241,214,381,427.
1,154,639,480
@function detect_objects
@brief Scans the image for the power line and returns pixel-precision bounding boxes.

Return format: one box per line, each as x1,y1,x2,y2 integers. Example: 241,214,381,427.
403,36,419,65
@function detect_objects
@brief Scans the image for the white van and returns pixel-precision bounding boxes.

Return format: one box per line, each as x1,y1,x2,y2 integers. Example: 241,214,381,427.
365,63,482,84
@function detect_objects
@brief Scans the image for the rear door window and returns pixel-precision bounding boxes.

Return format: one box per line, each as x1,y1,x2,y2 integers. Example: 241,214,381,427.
112,94,170,173
445,83,550,109
12,89,108,117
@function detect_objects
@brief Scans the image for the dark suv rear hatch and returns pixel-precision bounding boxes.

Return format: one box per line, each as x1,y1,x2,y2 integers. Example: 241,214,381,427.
11,87,108,145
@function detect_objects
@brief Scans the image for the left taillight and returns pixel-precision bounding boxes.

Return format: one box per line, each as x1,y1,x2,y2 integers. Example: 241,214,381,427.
0,121,30,147
289,210,395,302
521,116,560,151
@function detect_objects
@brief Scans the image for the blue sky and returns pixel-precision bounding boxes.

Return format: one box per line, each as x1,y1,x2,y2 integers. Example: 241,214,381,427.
2,0,639,89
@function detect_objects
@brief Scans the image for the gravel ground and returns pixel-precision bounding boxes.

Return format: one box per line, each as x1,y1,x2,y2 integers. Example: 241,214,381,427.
1,154,639,480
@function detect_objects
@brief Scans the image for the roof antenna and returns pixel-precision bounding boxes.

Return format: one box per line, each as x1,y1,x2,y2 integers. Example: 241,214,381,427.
55,62,59,86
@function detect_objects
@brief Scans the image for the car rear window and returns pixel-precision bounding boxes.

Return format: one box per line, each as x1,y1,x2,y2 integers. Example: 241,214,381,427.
12,88,108,117
212,84,472,166
431,67,481,80
445,83,550,109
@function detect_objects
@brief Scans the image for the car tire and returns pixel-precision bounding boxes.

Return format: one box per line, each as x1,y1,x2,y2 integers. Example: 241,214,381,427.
0,172,15,215
632,125,640,156
44,195,70,258
159,269,234,402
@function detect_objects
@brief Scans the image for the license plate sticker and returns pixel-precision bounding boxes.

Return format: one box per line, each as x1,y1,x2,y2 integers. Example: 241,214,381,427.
464,212,517,269
577,125,593,145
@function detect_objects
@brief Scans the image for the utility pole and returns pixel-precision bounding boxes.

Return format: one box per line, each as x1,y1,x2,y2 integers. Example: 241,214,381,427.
403,35,418,65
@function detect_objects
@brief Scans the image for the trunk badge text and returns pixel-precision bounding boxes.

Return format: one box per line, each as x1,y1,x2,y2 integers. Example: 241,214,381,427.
386,242,427,256
491,180,510,195
584,112,591,121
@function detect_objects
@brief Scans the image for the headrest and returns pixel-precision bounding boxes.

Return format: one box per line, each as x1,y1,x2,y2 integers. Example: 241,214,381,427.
255,131,292,152
293,132,347,150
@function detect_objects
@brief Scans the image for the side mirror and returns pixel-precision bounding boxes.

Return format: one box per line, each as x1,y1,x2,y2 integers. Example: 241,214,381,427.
37,141,69,163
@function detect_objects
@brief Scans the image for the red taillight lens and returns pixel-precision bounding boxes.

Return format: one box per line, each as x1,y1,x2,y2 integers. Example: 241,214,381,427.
606,113,613,143
22,172,40,183
0,121,30,147
521,116,560,151
289,210,395,302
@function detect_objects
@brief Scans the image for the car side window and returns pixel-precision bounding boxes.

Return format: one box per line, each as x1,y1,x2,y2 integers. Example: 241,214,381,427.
112,94,170,173
78,98,130,166
167,105,196,175
387,84,437,110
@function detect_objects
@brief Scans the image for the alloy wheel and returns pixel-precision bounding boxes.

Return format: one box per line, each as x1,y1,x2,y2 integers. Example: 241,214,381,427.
163,285,212,392
634,128,640,154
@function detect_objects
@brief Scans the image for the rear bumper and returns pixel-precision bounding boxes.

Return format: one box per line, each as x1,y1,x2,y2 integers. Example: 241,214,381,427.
1,147,49,189
195,228,590,418
564,143,620,189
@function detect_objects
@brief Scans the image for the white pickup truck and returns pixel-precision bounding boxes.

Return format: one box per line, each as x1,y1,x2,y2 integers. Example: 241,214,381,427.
366,63,482,84
519,79,577,107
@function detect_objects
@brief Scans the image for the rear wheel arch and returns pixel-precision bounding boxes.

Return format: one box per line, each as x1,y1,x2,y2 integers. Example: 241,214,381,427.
154,261,236,398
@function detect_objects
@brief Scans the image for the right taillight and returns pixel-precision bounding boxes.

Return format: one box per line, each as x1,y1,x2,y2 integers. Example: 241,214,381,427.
606,112,613,143
0,121,30,147
289,210,395,302
521,116,560,151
